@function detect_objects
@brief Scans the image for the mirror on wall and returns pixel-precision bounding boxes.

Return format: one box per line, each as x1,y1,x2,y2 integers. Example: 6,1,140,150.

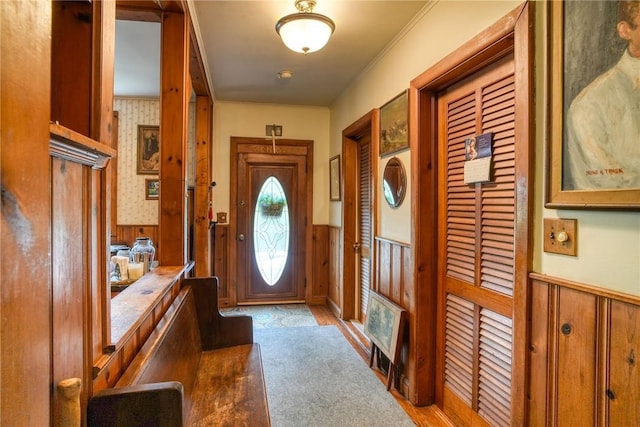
383,157,406,208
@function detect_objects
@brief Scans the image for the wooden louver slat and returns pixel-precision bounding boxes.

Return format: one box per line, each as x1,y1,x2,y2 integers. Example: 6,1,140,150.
479,75,515,297
478,308,512,427
359,141,371,316
445,90,476,285
445,294,475,406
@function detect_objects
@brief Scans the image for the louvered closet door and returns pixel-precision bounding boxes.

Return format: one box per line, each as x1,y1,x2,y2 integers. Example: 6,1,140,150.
357,135,372,322
437,55,516,427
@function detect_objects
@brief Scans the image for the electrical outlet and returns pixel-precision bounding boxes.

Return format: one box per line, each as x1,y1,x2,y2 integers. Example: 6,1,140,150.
543,218,577,256
217,212,227,224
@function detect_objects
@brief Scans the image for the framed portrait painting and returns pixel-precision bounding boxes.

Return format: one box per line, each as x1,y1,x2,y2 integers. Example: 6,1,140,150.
547,1,640,209
379,90,409,157
329,155,341,201
137,125,160,175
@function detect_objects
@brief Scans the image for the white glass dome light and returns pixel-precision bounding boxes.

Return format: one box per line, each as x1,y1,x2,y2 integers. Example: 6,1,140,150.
276,0,335,54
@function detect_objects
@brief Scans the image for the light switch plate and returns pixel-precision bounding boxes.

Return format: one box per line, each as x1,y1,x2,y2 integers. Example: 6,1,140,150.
543,218,577,256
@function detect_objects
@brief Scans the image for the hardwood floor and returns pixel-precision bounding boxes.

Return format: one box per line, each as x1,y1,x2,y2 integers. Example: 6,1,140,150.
308,304,454,427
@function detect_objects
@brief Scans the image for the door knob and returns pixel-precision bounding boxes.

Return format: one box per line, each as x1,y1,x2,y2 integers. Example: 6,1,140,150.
238,233,245,241
353,242,361,251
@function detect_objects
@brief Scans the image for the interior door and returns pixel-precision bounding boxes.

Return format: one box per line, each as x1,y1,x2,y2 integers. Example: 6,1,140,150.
436,55,516,427
236,152,307,303
356,135,373,322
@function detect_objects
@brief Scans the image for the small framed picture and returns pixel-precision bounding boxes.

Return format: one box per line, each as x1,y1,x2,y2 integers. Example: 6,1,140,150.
329,155,341,201
379,90,409,157
145,179,159,200
137,125,160,175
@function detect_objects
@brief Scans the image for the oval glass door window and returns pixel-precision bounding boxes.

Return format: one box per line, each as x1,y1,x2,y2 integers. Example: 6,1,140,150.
254,176,289,286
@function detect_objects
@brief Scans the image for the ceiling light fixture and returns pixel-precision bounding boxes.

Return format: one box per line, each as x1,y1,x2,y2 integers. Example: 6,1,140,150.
275,0,335,54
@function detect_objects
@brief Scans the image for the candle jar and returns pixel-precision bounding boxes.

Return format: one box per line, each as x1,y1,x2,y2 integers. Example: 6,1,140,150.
130,237,156,274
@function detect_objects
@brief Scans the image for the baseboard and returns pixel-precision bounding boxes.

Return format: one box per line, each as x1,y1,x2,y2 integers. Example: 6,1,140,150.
326,297,341,318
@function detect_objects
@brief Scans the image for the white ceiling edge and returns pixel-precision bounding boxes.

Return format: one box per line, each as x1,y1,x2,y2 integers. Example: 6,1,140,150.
347,0,438,93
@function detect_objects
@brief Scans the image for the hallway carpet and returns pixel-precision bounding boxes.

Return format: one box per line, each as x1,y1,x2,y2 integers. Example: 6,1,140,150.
221,304,318,329
255,326,415,427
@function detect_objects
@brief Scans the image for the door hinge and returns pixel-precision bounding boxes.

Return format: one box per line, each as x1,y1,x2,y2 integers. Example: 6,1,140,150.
304,278,307,288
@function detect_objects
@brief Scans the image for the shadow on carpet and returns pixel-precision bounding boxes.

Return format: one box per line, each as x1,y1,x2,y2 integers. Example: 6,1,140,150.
255,325,414,427
221,304,318,329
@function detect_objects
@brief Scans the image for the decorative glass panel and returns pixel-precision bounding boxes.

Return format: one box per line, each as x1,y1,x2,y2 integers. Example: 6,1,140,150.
254,176,289,286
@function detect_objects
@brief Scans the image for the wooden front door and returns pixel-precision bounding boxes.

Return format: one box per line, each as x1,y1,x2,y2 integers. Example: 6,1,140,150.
232,138,311,304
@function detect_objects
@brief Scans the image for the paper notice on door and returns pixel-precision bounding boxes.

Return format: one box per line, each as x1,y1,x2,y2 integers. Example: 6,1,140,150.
464,156,492,184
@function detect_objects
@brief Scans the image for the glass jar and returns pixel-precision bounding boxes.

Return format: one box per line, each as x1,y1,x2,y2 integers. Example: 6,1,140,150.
129,237,156,275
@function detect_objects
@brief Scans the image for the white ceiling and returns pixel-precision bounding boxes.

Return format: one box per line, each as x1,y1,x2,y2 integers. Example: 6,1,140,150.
115,1,429,106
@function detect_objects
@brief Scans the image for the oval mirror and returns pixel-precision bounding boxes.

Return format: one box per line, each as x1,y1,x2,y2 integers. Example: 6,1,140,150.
383,157,406,208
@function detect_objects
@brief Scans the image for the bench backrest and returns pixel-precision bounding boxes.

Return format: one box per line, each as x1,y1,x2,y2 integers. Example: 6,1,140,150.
116,285,202,414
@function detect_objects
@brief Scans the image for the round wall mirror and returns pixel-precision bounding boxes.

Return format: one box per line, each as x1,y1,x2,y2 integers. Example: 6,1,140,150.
382,157,406,208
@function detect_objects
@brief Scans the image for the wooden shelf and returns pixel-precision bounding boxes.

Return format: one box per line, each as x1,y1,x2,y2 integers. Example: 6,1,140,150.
50,123,116,169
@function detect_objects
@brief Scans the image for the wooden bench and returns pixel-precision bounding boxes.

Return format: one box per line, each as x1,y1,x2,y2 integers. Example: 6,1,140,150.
87,277,270,426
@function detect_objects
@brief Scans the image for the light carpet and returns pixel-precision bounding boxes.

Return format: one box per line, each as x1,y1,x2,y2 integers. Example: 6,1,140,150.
221,304,318,329
255,325,415,427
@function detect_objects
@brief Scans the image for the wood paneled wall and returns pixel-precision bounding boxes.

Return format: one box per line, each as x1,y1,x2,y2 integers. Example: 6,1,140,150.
212,224,229,305
375,237,413,308
310,224,330,305
375,237,413,395
529,273,640,426
328,226,342,313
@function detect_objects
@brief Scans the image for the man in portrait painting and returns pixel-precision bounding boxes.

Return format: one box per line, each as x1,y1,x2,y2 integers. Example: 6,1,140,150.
142,129,159,172
565,0,640,190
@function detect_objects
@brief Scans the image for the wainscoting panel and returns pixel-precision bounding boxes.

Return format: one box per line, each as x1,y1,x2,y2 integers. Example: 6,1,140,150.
329,226,342,313
375,236,413,396
528,273,640,426
311,225,330,305
375,237,412,309
211,224,229,305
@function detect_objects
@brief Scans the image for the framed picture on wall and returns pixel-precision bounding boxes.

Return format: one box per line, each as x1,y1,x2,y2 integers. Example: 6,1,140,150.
137,125,160,175
329,155,341,201
145,179,159,200
546,1,639,209
379,90,409,157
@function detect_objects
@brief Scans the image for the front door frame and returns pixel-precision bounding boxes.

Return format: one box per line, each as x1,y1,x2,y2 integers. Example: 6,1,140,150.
229,137,314,306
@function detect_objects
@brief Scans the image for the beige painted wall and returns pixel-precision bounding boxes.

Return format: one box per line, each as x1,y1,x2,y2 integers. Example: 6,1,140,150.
115,97,160,225
213,101,330,224
210,1,639,295
534,3,640,295
330,0,520,236
329,0,639,295
115,98,196,226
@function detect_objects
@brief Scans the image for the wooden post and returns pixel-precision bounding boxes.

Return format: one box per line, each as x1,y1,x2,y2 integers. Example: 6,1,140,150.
56,378,82,427
159,11,189,266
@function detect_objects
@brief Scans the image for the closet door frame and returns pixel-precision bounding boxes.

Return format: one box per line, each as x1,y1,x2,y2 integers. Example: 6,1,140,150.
408,2,533,418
